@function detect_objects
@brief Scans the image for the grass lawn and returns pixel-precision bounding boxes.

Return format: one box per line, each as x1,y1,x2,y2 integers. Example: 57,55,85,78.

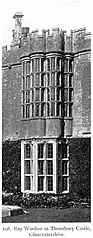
2,207,91,223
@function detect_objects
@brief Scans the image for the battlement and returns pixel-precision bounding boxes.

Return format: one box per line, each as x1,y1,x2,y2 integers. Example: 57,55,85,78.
2,13,91,66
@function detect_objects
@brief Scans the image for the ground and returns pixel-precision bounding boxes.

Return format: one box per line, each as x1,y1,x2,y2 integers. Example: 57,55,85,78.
2,207,91,223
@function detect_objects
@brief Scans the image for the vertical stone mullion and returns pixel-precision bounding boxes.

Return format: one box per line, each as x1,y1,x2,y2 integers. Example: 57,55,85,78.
53,141,56,193
43,143,46,192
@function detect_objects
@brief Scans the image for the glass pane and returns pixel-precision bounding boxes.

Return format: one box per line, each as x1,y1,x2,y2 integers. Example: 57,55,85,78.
38,177,44,191
26,61,30,74
56,103,62,116
64,89,68,101
47,58,50,71
26,76,30,89
62,161,68,175
24,176,30,190
26,91,30,103
57,73,61,86
69,104,72,117
69,75,72,87
69,90,73,102
38,144,44,158
35,74,40,86
64,75,68,87
62,177,68,191
47,177,53,191
22,91,25,103
63,144,67,158
51,73,55,86
46,143,53,158
26,105,30,118
51,57,55,71
57,58,61,70
23,62,25,75
51,88,55,100
23,77,25,89
35,104,39,116
38,161,44,175
46,161,53,175
24,144,31,158
51,102,55,116
24,160,30,174
64,104,68,117
35,88,39,101
57,160,61,174
22,105,25,118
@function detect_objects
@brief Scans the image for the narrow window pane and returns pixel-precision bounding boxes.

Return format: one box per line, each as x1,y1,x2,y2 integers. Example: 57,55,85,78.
47,58,50,71
26,91,30,103
46,73,50,86
57,103,62,116
64,75,68,87
46,143,53,158
26,76,30,89
22,105,25,118
57,58,61,70
57,160,61,175
30,160,33,174
57,88,61,101
22,91,25,103
51,102,55,116
41,103,46,116
23,62,25,75
38,161,44,175
38,177,44,191
31,74,34,87
63,144,67,158
26,61,30,74
47,103,50,116
64,89,68,102
24,160,30,174
57,73,61,86
38,144,44,158
35,58,40,72
47,177,53,191
69,75,72,87
46,161,53,175
51,88,55,100
26,105,30,118
51,57,55,71
35,74,40,86
24,143,31,158
62,161,68,175
30,104,34,117
51,73,55,86
32,59,34,72
23,77,25,89
58,176,62,192
64,104,68,117
69,90,73,102
64,59,68,72
69,104,72,117
69,59,73,72
35,103,39,116
24,176,30,190
62,177,68,191
41,74,46,86
35,88,39,101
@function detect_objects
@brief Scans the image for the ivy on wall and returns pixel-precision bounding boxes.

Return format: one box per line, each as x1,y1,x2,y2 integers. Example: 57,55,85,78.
2,140,21,193
69,138,91,198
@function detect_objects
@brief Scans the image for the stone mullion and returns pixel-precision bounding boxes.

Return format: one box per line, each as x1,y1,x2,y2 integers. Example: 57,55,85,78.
44,143,46,192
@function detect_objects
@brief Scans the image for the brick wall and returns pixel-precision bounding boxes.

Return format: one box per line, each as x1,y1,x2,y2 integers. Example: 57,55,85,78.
69,137,91,198
73,52,91,136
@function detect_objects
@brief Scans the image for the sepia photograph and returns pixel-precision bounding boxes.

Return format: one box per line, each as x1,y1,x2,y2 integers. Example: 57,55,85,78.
1,0,92,237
